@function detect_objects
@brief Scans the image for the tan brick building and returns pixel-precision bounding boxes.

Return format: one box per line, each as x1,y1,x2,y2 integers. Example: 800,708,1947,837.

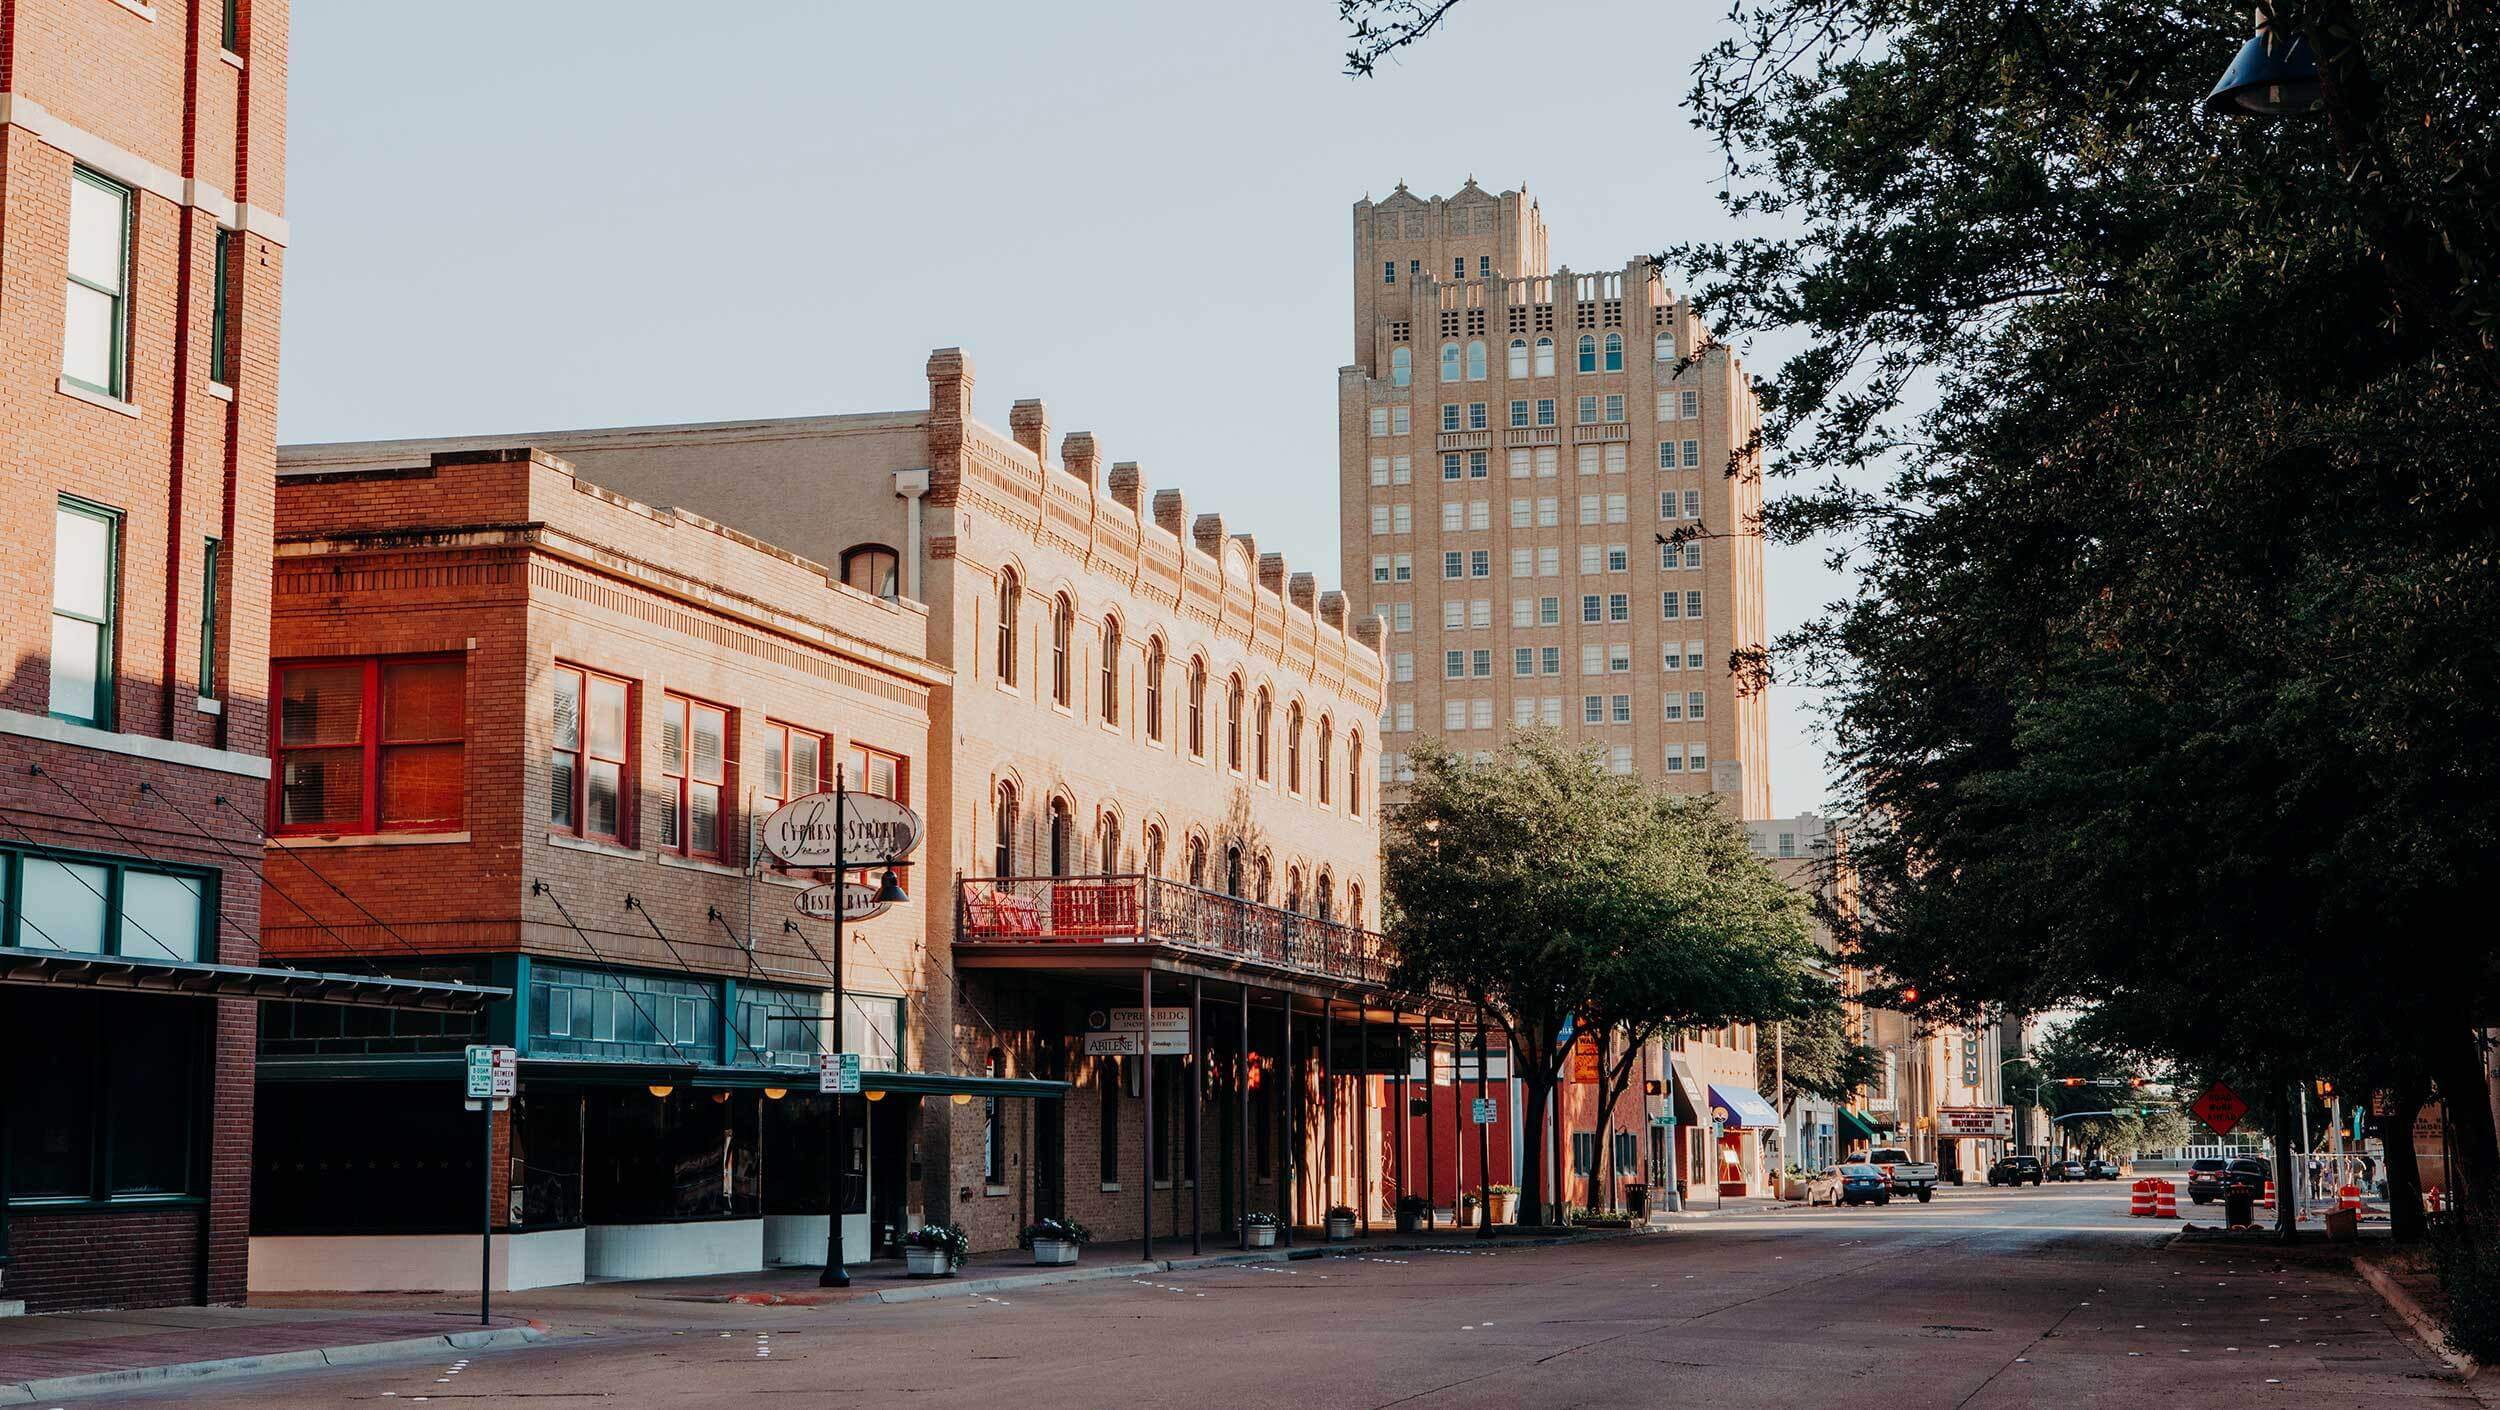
279,348,1409,1260
1339,181,1770,818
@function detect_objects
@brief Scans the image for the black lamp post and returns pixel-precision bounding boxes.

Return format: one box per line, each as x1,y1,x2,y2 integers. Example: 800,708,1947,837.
820,770,908,1290
2205,14,2322,117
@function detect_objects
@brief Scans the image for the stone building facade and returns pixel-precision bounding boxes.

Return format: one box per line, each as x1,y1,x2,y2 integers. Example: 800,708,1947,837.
1339,181,1771,819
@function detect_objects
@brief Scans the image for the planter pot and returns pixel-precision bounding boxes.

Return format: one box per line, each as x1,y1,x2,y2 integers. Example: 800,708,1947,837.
1246,1225,1278,1248
904,1247,955,1278
1326,1216,1356,1241
1030,1239,1080,1266
1395,1211,1424,1233
1778,1177,1809,1201
1487,1193,1518,1225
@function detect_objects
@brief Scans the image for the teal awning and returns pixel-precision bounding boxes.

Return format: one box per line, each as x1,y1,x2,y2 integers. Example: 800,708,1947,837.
258,1053,1066,1100
1838,1108,1888,1143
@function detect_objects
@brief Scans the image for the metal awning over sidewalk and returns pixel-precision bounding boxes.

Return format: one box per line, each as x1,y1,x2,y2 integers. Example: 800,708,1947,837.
259,1053,1068,1100
0,945,506,1012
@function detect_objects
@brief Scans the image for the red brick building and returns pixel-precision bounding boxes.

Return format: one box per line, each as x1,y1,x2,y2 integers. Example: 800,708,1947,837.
247,446,1049,1291
0,0,492,1314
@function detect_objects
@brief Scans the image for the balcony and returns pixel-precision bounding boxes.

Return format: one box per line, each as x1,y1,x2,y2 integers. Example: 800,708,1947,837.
957,875,1394,991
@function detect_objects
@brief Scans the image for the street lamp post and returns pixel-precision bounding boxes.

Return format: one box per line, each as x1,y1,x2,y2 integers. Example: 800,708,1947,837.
821,773,909,1290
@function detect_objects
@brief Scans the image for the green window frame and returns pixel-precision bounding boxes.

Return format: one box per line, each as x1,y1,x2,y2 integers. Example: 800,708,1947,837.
222,0,240,51
210,228,234,386
51,496,120,729
0,840,216,963
198,537,221,698
64,168,131,400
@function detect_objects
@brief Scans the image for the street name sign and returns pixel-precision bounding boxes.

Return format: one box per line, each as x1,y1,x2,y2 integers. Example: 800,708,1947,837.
2192,1080,2249,1137
818,1051,863,1095
761,792,924,869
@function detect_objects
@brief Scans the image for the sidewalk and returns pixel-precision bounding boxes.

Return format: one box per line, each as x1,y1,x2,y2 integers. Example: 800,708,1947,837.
0,1307,543,1405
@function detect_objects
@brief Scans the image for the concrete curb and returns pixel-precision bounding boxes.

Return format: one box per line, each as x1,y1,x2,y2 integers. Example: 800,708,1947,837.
2353,1255,2480,1382
0,1320,547,1405
871,1231,1623,1305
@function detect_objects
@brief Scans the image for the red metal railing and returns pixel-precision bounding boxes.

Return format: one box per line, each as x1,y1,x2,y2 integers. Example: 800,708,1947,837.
956,874,1395,989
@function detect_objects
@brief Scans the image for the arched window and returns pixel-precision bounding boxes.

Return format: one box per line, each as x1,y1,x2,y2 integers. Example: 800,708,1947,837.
995,569,1020,686
993,781,1018,876
1098,810,1121,877
1390,345,1412,387
1285,703,1303,793
841,544,900,599
1654,329,1674,362
1577,334,1597,373
1347,732,1364,817
1048,796,1074,877
1050,594,1074,707
1349,881,1365,929
1144,824,1165,878
1603,332,1623,371
1099,617,1121,725
1252,855,1272,906
1188,835,1208,890
1506,338,1529,379
1225,675,1244,772
1534,336,1555,377
1224,845,1243,898
1253,688,1272,782
1440,342,1462,382
1186,658,1207,757
1316,869,1335,923
1465,340,1487,381
1317,719,1334,805
1144,637,1166,743
1285,866,1303,915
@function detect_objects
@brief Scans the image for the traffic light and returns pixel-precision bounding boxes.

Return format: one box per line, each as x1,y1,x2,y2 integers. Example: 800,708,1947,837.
2315,1079,2334,1098
1901,986,1919,1003
1642,1078,1664,1096
2059,1077,2086,1087
2128,1077,2148,1089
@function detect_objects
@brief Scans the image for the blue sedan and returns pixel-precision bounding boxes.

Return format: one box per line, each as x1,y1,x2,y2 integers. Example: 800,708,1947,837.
1839,1163,1892,1206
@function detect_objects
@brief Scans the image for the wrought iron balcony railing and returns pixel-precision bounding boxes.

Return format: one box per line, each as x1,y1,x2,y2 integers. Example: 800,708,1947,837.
956,874,1394,990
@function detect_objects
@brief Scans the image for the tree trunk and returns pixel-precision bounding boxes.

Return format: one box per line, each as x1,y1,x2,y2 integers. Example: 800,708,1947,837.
2431,1025,2500,1226
2274,1088,2302,1242
2384,1082,2428,1243
1518,1073,1553,1226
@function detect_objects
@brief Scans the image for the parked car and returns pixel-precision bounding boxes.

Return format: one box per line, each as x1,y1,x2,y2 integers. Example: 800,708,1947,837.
1988,1156,2045,1187
1836,1163,1892,1207
2186,1157,2231,1204
2045,1158,2086,1182
1864,1146,1938,1203
2084,1157,2123,1180
2220,1157,2272,1198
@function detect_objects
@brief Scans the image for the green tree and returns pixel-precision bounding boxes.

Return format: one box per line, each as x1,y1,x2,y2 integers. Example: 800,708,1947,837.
1384,731,1821,1222
1753,992,1881,1137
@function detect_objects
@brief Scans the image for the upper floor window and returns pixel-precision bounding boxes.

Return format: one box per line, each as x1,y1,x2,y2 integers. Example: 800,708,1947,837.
995,569,1020,687
1534,337,1556,377
1187,835,1208,889
64,170,130,400
1603,332,1624,371
841,544,900,599
1465,340,1487,381
1225,675,1245,772
659,693,730,862
1317,719,1334,805
1382,260,1396,285
1285,867,1303,915
1285,703,1303,792
1347,732,1364,817
1099,617,1121,724
1253,688,1273,781
1144,824,1166,878
759,722,828,814
1098,811,1122,877
1315,870,1335,923
1507,339,1529,378
1050,594,1074,707
994,781,1018,876
1144,637,1166,743
550,665,631,841
1390,345,1411,387
1577,334,1598,373
1348,881,1365,929
210,228,236,387
50,498,118,727
275,657,465,835
843,743,907,800
1440,342,1462,382
1047,797,1075,876
1186,658,1208,757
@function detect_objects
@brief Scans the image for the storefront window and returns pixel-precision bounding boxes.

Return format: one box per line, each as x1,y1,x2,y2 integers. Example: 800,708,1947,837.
4,991,201,1204
583,1087,761,1224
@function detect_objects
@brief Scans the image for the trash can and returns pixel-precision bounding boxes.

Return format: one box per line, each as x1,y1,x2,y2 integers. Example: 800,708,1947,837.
2223,1188,2256,1228
1625,1182,1650,1220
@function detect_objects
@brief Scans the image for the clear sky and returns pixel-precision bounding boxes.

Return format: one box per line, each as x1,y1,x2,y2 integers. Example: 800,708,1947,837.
283,0,1840,816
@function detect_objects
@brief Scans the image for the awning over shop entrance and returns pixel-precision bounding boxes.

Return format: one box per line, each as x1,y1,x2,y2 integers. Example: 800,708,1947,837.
0,945,505,1011
258,1052,1069,1100
1837,1108,1888,1144
1669,1058,1705,1125
1706,1083,1781,1130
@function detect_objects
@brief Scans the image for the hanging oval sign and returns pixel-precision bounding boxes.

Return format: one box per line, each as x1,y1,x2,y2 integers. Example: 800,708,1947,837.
761,791,923,868
798,882,891,923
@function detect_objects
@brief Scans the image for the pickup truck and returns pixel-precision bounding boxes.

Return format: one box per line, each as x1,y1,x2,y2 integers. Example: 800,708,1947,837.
1863,1147,1939,1203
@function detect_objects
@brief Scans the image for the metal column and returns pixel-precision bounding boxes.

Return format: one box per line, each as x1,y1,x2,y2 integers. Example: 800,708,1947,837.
1281,997,1295,1246
1322,1001,1335,1224
1425,1010,1439,1230
1190,975,1203,1256
1140,966,1154,1260
1239,983,1253,1250
1475,1009,1494,1238
1357,1005,1371,1236
1392,1007,1407,1227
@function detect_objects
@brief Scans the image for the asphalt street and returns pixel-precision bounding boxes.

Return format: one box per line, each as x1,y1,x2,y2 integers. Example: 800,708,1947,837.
123,1182,2475,1410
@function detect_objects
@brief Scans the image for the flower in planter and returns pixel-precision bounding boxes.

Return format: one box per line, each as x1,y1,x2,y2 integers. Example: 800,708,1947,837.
1017,1217,1094,1249
1326,1205,1357,1221
1243,1212,1281,1228
902,1222,969,1264
1485,1184,1520,1198
1395,1195,1433,1216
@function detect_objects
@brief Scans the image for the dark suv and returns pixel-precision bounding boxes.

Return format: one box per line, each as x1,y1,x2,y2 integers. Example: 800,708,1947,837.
2220,1157,2272,1197
1988,1155,2044,1187
2186,1157,2230,1204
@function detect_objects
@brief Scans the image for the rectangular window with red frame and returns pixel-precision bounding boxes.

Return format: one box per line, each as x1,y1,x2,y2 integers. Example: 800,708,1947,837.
660,693,731,860
759,722,829,813
551,665,632,843
275,656,464,834
843,743,908,802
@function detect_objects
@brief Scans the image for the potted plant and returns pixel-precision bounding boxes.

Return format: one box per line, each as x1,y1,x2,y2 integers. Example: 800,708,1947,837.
901,1222,967,1277
1244,1211,1280,1248
1568,1206,1632,1229
1486,1184,1520,1225
1778,1165,1811,1201
1019,1217,1092,1266
1326,1204,1358,1240
1394,1194,1431,1233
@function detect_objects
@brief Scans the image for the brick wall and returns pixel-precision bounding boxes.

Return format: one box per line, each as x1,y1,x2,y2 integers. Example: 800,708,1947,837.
5,1207,204,1313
